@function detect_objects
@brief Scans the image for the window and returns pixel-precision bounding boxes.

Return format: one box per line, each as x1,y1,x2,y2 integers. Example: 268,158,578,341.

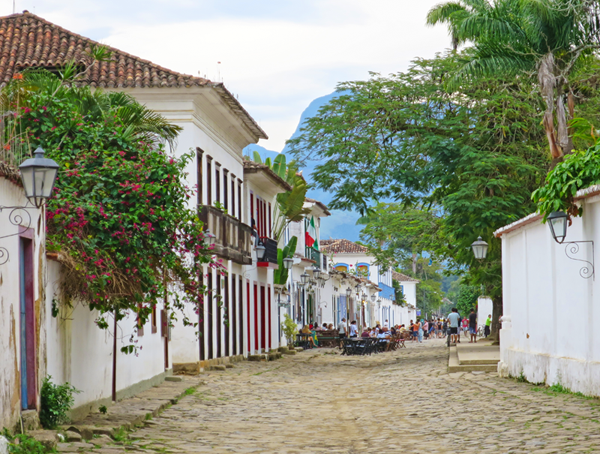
215,164,221,203
206,156,212,205
237,179,242,220
151,304,157,334
231,175,236,218
223,169,229,211
196,148,203,206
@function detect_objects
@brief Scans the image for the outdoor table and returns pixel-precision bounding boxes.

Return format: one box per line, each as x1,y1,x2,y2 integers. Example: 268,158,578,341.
296,333,312,350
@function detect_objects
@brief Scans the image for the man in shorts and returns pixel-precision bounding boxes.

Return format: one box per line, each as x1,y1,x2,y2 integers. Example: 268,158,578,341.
468,308,478,343
447,308,460,344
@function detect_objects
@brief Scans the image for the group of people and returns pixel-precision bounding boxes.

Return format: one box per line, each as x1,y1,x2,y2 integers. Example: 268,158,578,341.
300,311,493,350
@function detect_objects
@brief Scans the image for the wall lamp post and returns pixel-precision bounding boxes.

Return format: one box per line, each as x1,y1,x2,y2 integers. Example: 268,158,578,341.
255,239,266,261
203,229,216,247
547,211,594,280
300,272,310,285
1,147,59,265
370,294,377,303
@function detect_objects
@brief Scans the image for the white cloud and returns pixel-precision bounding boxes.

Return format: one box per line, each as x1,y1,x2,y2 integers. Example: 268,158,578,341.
7,0,452,150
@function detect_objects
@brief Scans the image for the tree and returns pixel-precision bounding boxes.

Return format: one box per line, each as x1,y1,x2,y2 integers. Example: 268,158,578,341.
287,52,550,340
427,0,600,161
359,204,442,273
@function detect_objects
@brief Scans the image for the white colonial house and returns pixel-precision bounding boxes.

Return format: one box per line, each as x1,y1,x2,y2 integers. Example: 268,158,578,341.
495,185,600,396
0,163,47,431
320,239,419,328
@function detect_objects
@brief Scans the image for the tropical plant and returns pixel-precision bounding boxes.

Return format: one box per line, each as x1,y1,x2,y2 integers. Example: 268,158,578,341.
533,142,600,219
40,376,80,429
273,236,298,285
250,152,310,241
427,0,600,161
0,63,215,350
281,313,298,346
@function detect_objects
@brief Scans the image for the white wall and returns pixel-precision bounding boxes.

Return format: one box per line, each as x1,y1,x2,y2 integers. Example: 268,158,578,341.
477,297,493,330
45,260,168,411
499,195,600,395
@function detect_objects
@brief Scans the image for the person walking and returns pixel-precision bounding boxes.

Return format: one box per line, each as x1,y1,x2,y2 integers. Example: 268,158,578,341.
468,308,478,343
447,308,460,344
338,318,348,348
417,319,424,343
484,314,492,338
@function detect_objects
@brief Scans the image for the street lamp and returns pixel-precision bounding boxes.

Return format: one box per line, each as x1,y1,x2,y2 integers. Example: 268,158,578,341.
346,288,352,298
313,267,321,280
300,273,310,285
204,229,216,247
256,241,266,260
548,211,568,244
361,292,367,301
19,147,59,208
471,236,489,260
283,257,293,270
370,294,376,302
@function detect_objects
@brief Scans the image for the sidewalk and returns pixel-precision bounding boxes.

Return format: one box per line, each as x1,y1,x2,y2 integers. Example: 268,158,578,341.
448,338,500,372
53,375,203,452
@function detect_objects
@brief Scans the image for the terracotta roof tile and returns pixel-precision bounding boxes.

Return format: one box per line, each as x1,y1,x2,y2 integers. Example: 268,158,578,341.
320,239,369,254
392,271,419,283
0,11,267,140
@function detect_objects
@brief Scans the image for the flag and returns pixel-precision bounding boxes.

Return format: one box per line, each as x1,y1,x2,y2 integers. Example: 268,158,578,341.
305,216,316,248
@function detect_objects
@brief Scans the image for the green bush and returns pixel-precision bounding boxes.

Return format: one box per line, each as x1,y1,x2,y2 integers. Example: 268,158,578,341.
40,376,80,429
2,430,55,454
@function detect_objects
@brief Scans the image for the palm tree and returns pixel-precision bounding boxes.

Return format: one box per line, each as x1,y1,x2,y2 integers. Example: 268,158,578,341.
427,0,600,160
3,46,181,151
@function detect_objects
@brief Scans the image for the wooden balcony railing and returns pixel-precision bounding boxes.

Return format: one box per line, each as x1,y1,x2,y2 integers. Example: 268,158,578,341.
199,205,252,265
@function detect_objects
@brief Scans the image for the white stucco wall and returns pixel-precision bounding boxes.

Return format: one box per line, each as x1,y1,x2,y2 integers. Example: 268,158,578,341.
45,260,169,412
477,297,493,330
499,195,600,395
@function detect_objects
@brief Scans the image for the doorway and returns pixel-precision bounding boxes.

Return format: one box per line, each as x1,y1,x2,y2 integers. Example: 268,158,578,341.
19,236,35,410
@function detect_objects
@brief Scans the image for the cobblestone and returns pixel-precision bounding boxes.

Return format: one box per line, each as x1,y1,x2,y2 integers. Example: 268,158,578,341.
61,339,600,453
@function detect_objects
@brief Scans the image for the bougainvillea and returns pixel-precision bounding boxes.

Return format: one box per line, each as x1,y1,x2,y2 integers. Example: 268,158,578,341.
7,71,218,348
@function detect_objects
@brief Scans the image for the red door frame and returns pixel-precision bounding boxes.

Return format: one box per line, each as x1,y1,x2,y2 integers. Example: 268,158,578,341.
19,228,36,410
247,281,251,353
267,285,272,349
254,283,259,352
260,285,266,349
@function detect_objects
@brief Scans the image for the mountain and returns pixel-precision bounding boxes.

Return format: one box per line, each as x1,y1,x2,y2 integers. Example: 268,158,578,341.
243,91,363,242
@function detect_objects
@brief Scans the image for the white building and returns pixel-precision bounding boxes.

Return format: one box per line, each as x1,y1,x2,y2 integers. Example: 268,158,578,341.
0,166,47,430
495,185,600,395
320,239,419,328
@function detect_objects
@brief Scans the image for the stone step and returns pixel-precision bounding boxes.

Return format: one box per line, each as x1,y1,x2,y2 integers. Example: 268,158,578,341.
448,347,498,373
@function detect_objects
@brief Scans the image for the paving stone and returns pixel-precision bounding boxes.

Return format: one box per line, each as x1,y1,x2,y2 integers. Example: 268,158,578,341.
58,340,600,453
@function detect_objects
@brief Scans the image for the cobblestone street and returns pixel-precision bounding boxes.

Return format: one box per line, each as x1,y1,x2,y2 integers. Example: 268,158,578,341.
67,340,600,453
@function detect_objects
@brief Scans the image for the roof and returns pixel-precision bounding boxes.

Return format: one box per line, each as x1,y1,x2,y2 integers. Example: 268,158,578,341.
243,160,292,192
494,183,600,238
305,197,331,216
321,239,369,254
0,11,267,140
392,271,419,283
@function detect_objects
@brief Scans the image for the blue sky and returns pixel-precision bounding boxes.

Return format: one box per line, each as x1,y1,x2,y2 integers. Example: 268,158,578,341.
4,0,451,151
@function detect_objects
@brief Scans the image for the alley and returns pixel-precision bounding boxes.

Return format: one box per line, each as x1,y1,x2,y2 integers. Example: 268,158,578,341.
69,341,600,454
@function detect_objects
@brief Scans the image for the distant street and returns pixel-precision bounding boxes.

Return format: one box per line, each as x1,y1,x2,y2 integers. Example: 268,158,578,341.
65,341,600,453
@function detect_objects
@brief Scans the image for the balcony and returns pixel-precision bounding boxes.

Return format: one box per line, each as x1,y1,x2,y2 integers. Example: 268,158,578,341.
257,237,279,269
305,246,321,266
199,205,252,265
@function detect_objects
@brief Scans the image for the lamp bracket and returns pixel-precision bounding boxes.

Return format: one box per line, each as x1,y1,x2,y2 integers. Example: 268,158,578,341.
563,241,595,280
0,206,34,265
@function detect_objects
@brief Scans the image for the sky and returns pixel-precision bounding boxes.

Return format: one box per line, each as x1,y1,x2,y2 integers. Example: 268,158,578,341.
3,0,452,152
